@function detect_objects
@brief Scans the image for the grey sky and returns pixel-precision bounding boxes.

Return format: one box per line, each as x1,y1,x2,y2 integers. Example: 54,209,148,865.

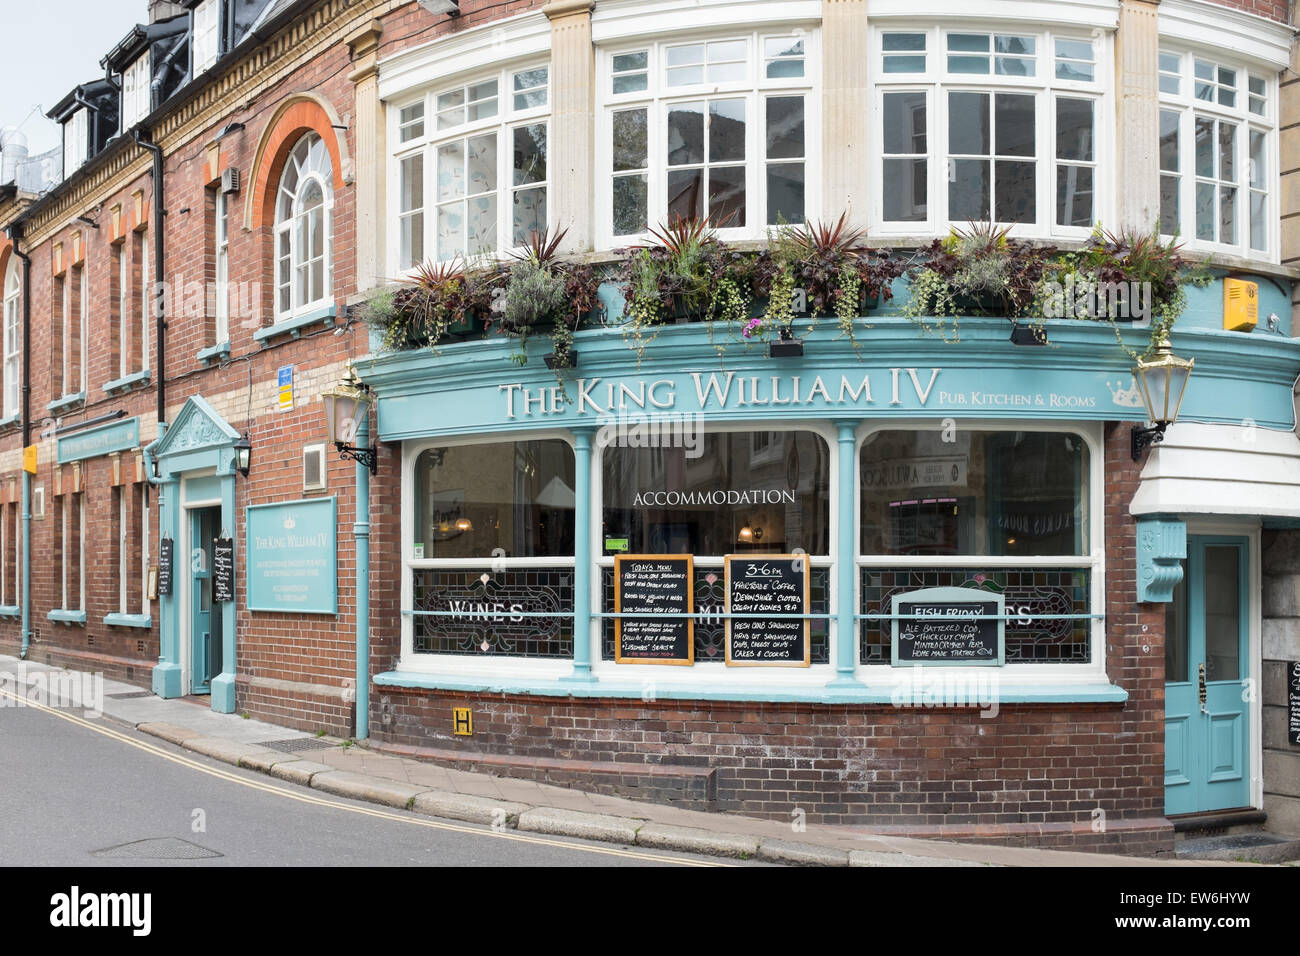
0,1,149,155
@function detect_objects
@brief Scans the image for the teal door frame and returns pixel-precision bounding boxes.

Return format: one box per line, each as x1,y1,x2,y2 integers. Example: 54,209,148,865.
1164,534,1254,816
148,397,240,714
189,506,222,694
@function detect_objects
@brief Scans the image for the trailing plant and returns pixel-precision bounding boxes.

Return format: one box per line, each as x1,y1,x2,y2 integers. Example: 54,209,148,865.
617,216,732,364
1036,226,1210,359
903,222,1056,340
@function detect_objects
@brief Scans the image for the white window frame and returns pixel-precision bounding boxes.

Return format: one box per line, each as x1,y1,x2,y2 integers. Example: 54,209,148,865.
870,22,1111,241
596,29,820,249
274,132,335,321
60,273,70,395
192,0,220,76
1157,45,1277,262
3,258,20,419
398,430,577,679
117,487,128,614
1,501,8,607
78,260,87,394
215,190,229,344
117,241,129,378
122,54,151,130
62,109,87,179
140,232,150,372
856,420,1108,687
388,61,552,275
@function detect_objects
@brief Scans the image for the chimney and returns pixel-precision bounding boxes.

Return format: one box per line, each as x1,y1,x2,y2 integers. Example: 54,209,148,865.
149,0,187,22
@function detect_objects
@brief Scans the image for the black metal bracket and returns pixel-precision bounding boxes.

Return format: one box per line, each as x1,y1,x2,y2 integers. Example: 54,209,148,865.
334,441,377,474
1131,422,1168,461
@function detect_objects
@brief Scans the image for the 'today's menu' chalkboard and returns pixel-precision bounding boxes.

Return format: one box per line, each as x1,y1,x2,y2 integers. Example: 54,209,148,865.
158,538,174,597
213,537,235,604
615,555,694,664
1288,661,1300,747
891,586,1005,666
725,554,810,667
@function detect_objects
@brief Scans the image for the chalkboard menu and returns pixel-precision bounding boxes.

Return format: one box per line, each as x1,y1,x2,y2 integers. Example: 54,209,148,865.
615,555,694,665
158,538,174,597
725,554,810,667
213,537,235,604
1288,661,1300,747
891,586,1004,666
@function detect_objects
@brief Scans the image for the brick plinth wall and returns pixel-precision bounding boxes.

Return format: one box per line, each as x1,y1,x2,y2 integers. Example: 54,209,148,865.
366,423,1174,855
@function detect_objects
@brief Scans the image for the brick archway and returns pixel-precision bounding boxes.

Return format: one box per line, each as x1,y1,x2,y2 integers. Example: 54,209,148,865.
245,93,350,232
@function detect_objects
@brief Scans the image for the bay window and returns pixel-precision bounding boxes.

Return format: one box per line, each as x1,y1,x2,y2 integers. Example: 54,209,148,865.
859,428,1100,666
601,31,815,244
391,64,550,272
1158,48,1275,258
875,27,1103,237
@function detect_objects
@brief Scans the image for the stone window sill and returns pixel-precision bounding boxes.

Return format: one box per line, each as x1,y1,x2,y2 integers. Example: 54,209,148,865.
47,609,87,625
196,342,231,365
46,393,86,415
253,304,337,346
0,605,18,618
104,612,152,628
103,369,151,395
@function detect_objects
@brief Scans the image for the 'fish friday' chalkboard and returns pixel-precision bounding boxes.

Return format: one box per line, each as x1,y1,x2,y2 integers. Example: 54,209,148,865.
615,555,694,665
725,554,810,667
891,586,1005,666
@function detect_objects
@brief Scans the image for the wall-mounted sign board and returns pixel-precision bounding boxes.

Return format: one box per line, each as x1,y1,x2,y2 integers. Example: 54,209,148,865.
725,554,810,667
246,497,337,614
213,537,235,604
56,417,139,464
158,537,174,597
614,554,694,665
891,586,1004,666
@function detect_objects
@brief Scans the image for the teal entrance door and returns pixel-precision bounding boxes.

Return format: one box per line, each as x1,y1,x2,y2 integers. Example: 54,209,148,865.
190,507,222,695
1164,536,1251,816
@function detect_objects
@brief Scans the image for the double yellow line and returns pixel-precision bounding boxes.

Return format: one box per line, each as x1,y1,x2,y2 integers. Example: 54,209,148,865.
0,685,727,867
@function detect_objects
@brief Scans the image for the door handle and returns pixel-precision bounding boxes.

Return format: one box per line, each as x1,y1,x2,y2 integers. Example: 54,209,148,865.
1198,661,1208,714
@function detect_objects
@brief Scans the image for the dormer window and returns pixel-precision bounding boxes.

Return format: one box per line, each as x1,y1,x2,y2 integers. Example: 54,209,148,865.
122,54,151,129
193,0,220,76
62,109,87,179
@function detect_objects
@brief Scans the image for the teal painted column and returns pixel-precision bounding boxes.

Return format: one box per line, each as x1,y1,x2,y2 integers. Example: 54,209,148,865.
354,412,371,739
19,471,30,658
209,466,237,713
151,472,183,698
828,420,863,687
561,428,596,683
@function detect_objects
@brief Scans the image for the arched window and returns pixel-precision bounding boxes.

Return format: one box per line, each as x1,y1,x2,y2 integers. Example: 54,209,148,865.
275,132,334,319
3,258,20,420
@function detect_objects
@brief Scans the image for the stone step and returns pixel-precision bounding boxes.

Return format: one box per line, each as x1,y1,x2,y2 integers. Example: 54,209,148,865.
1174,832,1300,863
1171,808,1267,841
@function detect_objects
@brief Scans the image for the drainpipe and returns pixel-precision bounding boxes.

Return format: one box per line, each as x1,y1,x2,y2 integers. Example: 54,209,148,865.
354,411,370,739
8,229,31,659
132,129,166,428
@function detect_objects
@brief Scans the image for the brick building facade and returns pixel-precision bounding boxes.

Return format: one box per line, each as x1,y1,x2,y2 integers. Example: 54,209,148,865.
1,0,1298,854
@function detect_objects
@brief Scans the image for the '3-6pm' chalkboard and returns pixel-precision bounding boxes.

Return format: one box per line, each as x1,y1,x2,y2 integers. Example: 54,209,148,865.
891,586,1005,666
725,554,810,667
615,554,694,665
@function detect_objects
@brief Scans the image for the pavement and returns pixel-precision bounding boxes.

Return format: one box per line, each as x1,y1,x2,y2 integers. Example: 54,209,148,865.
0,655,1253,867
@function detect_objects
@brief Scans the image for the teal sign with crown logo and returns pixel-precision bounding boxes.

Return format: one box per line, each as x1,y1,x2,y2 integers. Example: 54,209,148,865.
245,497,337,614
